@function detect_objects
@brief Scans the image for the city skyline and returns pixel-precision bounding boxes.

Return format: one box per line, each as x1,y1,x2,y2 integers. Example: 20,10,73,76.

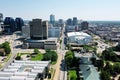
1,0,120,21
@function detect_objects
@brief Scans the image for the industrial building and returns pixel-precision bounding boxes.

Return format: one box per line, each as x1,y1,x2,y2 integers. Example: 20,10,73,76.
67,32,92,45
0,60,50,80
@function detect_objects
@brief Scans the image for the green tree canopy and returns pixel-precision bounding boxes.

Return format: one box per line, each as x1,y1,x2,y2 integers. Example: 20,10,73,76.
100,71,111,80
2,41,11,54
34,48,40,54
43,50,58,62
102,48,119,62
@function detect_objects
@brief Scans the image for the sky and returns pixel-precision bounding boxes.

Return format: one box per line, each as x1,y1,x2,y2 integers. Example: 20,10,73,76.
0,0,120,21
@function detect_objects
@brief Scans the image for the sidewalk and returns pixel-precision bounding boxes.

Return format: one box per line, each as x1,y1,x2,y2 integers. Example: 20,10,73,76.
53,53,62,80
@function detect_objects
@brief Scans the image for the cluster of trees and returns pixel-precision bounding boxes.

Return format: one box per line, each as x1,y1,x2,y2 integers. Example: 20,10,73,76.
100,62,120,80
65,51,74,68
101,48,120,62
0,41,11,55
91,57,104,71
113,44,120,51
43,49,58,62
65,51,79,69
65,51,80,80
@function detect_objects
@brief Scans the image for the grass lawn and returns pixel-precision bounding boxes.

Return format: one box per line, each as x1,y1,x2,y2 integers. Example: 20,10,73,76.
68,70,77,80
31,53,43,61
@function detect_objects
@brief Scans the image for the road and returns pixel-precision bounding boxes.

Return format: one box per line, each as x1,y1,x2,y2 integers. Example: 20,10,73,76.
0,34,17,70
53,26,67,80
59,26,67,80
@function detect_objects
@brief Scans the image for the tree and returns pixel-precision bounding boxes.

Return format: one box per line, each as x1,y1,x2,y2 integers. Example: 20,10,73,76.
102,48,119,62
113,44,120,51
104,62,114,75
65,55,73,67
113,62,120,74
43,50,58,62
100,71,111,80
34,48,40,54
66,44,71,50
65,51,74,68
2,41,11,54
118,76,120,80
94,42,98,46
65,51,73,57
90,57,96,66
97,59,104,71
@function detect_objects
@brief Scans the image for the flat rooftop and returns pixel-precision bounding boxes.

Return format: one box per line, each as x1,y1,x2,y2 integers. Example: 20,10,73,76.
25,37,57,43
0,60,50,80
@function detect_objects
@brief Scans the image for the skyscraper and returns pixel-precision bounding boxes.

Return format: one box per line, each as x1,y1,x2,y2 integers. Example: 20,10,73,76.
15,17,24,31
0,13,3,32
81,21,89,30
50,14,55,25
66,18,72,26
0,13,3,22
4,17,16,33
30,19,48,40
73,17,78,25
42,21,48,39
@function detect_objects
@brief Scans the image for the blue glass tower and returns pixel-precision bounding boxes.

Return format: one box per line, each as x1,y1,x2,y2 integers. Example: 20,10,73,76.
15,17,24,31
4,17,16,33
50,14,55,25
66,18,73,26
73,17,78,25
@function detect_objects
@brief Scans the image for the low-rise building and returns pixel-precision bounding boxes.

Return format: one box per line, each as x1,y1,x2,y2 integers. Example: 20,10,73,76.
23,38,58,50
48,27,61,38
74,52,100,80
0,60,50,80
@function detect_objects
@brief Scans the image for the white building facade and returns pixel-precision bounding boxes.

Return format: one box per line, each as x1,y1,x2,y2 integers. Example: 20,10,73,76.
48,27,61,38
22,24,30,38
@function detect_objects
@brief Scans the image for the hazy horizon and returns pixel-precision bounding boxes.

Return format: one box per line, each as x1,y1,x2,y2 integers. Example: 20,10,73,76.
1,0,120,21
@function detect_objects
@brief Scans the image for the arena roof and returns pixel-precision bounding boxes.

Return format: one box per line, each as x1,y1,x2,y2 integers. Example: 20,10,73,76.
67,32,91,37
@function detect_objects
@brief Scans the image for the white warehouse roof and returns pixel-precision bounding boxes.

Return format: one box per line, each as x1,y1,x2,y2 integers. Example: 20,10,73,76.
0,60,50,80
67,32,92,45
67,32,91,38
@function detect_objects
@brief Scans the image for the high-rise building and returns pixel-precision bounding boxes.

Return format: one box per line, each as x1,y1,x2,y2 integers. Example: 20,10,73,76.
30,19,48,40
66,18,72,26
50,14,55,25
73,17,78,25
15,17,24,31
22,24,30,38
0,13,3,22
81,21,89,30
42,21,48,39
4,17,16,33
0,13,3,32
48,27,61,38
